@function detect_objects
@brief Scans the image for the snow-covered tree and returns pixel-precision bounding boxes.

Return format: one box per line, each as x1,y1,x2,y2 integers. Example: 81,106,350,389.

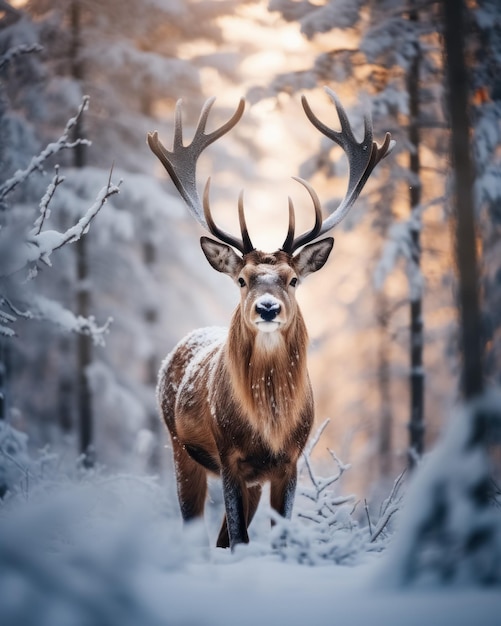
471,0,501,386
0,41,119,440
1,0,257,469
255,0,450,482
379,0,501,587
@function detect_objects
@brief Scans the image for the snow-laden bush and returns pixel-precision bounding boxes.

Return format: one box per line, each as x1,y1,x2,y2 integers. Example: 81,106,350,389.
379,389,501,587
268,420,405,565
0,424,188,626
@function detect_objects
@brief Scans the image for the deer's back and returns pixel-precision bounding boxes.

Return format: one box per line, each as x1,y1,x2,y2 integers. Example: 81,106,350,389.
157,327,227,432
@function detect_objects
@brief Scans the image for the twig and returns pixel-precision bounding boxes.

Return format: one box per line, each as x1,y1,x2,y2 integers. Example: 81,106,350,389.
297,511,322,524
370,504,399,543
0,296,34,319
0,43,43,72
302,448,319,492
364,498,373,537
304,419,330,458
2,167,121,277
32,165,64,236
49,168,121,253
0,97,91,201
380,468,406,518
299,419,331,491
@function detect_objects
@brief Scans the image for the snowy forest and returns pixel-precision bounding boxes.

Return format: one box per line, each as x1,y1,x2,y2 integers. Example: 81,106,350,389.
0,0,500,623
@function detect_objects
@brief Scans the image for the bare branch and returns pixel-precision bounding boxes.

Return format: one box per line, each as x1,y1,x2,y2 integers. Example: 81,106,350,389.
370,503,400,543
302,448,320,493
364,499,373,537
380,468,407,517
304,418,330,458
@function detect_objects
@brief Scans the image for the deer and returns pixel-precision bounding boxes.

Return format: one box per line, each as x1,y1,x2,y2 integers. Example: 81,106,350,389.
148,88,393,550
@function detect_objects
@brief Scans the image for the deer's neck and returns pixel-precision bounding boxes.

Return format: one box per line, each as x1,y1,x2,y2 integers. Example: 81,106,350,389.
226,308,310,448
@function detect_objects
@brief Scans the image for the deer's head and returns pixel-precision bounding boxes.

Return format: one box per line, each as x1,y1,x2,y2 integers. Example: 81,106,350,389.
147,88,394,338
200,237,333,336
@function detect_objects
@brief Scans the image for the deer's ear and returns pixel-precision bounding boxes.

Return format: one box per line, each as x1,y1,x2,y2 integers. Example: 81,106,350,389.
293,237,334,278
200,237,243,277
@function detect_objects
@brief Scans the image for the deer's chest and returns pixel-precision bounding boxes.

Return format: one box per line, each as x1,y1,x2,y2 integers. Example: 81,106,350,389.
232,445,292,484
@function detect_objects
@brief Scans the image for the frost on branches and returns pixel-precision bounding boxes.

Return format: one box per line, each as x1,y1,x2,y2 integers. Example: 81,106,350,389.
0,98,120,343
269,420,405,565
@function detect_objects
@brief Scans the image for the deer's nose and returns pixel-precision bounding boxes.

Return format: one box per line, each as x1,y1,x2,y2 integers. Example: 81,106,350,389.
255,299,281,322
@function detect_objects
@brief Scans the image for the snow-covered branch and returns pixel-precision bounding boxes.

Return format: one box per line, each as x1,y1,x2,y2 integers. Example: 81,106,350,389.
0,43,43,72
365,469,406,544
32,165,64,236
0,98,121,341
0,97,91,201
2,169,121,278
268,421,368,564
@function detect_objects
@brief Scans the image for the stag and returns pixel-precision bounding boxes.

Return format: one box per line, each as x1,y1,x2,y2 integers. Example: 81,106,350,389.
148,88,393,549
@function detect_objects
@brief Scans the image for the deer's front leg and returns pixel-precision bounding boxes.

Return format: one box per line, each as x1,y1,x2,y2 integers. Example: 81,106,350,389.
220,467,249,549
270,464,297,520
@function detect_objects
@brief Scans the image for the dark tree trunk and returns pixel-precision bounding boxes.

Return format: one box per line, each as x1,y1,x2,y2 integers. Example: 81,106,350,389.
406,0,425,469
443,0,484,402
71,0,93,466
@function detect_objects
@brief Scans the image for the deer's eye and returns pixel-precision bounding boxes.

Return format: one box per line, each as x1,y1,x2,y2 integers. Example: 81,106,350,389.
289,277,298,288
238,277,246,288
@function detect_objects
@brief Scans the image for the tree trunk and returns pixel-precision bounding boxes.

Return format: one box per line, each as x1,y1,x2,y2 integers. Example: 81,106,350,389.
406,0,425,469
376,292,393,477
443,0,484,403
71,0,93,466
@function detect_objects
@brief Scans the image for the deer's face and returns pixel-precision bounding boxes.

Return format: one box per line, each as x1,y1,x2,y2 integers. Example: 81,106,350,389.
237,253,299,334
200,238,334,335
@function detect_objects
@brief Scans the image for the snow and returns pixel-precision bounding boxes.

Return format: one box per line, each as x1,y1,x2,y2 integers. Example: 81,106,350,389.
1,413,500,626
379,389,501,587
1,3,500,623
0,472,500,626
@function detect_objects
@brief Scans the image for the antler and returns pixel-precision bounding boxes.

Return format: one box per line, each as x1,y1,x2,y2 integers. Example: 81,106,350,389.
147,97,245,230
282,87,395,255
203,178,255,255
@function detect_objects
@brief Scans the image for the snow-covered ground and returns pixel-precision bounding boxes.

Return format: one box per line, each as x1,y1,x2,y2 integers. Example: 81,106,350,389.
1,418,500,626
1,484,500,626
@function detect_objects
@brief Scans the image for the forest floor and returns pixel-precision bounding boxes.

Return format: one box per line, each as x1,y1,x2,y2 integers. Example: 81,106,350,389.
1,462,500,626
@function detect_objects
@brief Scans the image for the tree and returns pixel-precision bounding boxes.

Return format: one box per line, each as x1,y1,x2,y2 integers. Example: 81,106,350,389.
2,1,256,468
256,0,449,480
472,0,501,386
0,87,119,434
379,0,501,587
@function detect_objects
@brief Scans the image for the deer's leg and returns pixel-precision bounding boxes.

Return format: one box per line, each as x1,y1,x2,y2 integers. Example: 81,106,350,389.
216,483,262,548
171,435,207,522
217,469,250,549
270,465,297,520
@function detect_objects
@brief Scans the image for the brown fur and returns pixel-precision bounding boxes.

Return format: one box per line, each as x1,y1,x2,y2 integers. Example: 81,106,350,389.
157,242,333,549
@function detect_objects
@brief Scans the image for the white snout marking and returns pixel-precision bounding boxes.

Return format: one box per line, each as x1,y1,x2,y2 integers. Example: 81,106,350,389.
254,293,281,308
255,320,281,333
